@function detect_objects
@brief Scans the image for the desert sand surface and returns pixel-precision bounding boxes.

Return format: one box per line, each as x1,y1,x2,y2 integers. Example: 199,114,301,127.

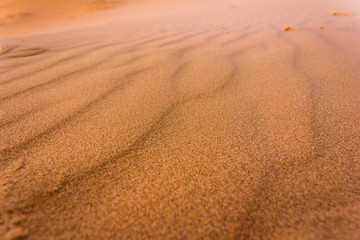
1,0,360,239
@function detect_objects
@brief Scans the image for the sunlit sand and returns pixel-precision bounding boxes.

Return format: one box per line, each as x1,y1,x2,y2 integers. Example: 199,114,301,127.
1,0,360,239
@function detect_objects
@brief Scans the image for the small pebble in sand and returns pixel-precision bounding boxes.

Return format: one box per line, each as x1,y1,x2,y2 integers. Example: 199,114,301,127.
284,27,295,32
332,12,351,16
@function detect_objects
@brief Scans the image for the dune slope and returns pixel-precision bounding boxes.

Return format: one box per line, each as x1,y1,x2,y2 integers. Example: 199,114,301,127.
1,0,360,239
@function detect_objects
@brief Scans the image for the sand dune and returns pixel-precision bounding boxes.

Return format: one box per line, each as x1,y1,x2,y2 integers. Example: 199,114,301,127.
1,0,360,239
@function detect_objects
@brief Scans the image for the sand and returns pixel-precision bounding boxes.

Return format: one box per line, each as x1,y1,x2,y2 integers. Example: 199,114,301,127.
1,0,360,239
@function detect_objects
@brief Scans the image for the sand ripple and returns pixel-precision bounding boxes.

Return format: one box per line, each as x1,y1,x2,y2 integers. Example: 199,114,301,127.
3,47,47,58
0,0,360,239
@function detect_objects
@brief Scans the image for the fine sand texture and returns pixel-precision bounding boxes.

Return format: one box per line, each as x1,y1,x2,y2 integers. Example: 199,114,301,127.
1,0,360,239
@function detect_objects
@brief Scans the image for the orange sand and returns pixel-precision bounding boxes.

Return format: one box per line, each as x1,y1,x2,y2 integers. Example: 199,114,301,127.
1,0,360,239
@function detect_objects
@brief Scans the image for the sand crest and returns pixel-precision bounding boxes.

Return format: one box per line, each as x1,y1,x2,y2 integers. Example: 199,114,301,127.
3,47,47,58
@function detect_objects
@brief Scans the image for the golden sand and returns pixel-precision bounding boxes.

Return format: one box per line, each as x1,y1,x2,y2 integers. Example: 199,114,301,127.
284,27,295,32
1,0,360,239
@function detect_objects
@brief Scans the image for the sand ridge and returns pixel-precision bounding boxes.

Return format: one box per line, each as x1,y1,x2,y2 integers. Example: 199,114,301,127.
1,0,360,239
